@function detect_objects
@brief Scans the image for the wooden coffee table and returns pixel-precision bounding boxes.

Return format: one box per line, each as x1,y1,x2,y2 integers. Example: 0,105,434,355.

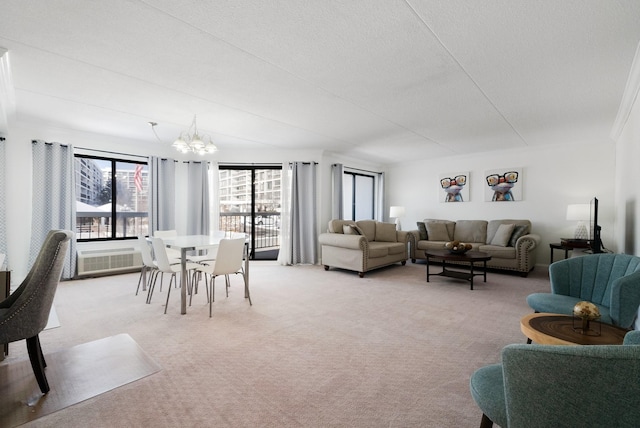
425,249,491,290
520,313,629,345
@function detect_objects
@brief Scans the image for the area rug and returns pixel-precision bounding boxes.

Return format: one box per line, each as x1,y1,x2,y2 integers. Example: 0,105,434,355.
0,333,161,427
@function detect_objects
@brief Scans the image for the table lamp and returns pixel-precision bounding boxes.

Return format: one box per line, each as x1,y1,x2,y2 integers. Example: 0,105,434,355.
566,204,590,240
389,206,405,230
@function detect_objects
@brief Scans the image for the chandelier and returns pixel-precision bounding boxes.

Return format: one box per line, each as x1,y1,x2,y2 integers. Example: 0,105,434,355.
149,115,218,155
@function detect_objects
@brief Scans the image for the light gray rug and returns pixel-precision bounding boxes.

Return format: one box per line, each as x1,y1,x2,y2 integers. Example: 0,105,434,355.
5,261,549,427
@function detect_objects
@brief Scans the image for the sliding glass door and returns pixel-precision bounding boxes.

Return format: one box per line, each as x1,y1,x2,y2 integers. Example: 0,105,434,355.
218,166,282,260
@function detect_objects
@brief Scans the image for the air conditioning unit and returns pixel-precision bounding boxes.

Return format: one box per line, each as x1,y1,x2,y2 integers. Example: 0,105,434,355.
77,247,142,277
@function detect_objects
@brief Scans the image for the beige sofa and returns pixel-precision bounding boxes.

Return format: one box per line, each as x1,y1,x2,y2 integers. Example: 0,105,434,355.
319,219,410,277
409,219,541,276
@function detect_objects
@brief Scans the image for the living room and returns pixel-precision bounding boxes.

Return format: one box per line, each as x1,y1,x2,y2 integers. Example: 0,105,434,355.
1,2,640,426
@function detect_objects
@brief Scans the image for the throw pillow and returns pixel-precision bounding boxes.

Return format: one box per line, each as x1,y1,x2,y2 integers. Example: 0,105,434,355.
376,222,398,242
508,224,529,247
417,222,428,240
425,222,450,241
491,223,515,247
343,224,362,235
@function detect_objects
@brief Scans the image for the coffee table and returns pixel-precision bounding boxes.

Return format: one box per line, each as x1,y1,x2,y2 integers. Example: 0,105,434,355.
520,313,629,345
425,249,491,290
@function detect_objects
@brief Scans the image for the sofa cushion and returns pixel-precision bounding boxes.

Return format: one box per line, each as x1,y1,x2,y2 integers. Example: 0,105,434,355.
376,222,397,242
417,222,428,240
425,221,451,241
368,242,390,258
454,220,487,243
343,224,364,235
487,220,531,245
424,219,455,240
355,220,376,241
491,223,515,247
328,219,355,233
479,245,517,259
387,242,406,255
508,224,530,247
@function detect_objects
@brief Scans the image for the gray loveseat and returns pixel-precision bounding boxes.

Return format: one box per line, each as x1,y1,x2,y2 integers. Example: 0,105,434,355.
319,219,410,277
410,219,540,276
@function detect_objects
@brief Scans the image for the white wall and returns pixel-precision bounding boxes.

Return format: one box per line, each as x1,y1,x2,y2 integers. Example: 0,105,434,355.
385,141,618,266
613,43,640,256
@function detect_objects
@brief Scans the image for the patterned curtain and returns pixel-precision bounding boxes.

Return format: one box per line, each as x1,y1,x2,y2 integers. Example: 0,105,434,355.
148,156,176,234
331,163,344,220
0,138,6,266
286,162,318,265
186,161,209,235
30,140,77,279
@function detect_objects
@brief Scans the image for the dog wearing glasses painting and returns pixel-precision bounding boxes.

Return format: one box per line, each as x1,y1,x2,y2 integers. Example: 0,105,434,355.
486,171,518,201
440,175,467,202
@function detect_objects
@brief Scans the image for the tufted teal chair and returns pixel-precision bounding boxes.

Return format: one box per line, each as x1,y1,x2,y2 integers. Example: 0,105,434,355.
470,330,640,428
0,230,73,394
527,254,640,328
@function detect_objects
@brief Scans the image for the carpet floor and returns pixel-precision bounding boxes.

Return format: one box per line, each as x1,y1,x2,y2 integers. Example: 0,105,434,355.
1,261,550,427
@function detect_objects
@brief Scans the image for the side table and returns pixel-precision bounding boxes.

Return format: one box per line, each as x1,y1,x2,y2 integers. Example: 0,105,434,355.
549,240,590,264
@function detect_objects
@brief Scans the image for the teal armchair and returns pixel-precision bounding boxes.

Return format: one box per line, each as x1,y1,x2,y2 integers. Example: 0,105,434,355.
527,254,640,328
470,330,640,428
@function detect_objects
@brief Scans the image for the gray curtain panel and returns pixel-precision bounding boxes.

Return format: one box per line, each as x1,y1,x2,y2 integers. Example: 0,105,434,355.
30,140,77,279
148,156,176,234
376,171,385,222
0,138,6,262
331,163,343,220
289,162,318,265
186,161,210,235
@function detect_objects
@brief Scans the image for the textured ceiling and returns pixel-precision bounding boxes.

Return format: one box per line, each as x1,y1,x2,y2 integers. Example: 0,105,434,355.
0,0,639,164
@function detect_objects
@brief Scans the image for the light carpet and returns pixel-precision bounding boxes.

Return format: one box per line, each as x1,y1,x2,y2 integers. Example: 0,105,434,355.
0,334,161,427
3,261,550,427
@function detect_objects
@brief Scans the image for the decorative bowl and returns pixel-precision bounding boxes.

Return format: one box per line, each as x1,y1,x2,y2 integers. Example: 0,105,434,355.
444,241,472,254
573,301,600,320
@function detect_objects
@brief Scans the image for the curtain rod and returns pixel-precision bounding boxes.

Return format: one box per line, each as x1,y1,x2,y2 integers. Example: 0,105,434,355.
75,146,148,159
335,164,380,174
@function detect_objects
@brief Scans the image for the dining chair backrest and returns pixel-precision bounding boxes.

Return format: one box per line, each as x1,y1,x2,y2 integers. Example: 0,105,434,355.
211,238,246,276
137,236,155,267
150,237,173,272
153,230,177,239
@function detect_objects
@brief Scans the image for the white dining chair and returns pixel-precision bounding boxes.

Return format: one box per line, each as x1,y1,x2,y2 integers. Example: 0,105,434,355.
136,236,158,296
192,237,250,317
148,237,200,314
152,229,182,263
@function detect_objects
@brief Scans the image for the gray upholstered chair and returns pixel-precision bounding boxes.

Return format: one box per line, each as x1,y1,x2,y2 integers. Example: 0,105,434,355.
527,254,640,328
470,330,640,428
0,229,73,394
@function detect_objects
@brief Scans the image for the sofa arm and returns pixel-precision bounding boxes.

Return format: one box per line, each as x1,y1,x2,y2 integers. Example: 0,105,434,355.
408,230,421,260
318,232,367,250
514,233,540,273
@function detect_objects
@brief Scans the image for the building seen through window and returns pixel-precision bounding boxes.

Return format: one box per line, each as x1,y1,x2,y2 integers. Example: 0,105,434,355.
75,155,148,240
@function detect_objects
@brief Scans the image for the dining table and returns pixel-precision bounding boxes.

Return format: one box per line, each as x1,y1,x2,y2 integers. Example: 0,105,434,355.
161,232,249,314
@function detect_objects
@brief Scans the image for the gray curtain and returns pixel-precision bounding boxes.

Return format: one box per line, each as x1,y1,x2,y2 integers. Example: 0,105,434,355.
288,162,317,265
186,161,209,235
149,156,176,234
0,138,6,263
376,171,385,222
331,163,344,220
30,140,77,279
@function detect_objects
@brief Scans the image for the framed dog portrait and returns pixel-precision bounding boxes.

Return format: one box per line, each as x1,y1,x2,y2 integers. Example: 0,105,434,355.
484,168,523,201
439,172,469,203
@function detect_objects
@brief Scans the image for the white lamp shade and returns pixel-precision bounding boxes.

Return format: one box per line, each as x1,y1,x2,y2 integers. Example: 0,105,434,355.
566,204,590,221
389,206,405,218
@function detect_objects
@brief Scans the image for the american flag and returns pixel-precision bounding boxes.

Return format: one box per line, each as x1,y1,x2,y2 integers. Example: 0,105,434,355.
134,164,143,192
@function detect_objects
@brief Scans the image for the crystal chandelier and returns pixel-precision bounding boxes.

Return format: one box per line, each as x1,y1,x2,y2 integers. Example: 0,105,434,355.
149,115,218,155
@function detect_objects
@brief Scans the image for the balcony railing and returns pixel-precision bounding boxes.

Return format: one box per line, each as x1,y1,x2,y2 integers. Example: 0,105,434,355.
76,212,281,251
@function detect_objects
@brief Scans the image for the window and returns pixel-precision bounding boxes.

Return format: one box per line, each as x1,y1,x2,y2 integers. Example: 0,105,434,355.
343,171,375,221
74,155,148,241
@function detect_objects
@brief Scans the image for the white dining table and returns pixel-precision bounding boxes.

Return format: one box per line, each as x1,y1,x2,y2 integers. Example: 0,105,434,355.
162,232,249,314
